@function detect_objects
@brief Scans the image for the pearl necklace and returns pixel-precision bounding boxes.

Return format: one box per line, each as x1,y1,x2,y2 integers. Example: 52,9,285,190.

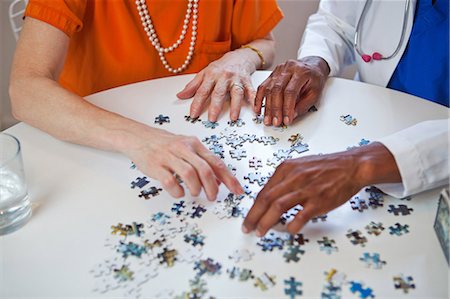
135,0,199,74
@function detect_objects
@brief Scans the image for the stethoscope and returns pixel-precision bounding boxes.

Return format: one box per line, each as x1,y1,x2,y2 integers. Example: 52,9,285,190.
354,0,412,63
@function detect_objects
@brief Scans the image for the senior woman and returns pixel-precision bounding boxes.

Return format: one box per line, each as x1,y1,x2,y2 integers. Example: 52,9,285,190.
10,0,283,200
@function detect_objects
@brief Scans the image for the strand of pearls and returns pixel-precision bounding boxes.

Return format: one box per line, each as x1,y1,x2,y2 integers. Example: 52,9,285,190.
135,0,199,74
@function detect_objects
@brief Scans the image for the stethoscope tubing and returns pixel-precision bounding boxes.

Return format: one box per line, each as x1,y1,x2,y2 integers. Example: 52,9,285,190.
354,0,411,61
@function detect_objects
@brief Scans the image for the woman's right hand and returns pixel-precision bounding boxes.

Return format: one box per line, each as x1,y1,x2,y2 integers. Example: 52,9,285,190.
123,126,243,201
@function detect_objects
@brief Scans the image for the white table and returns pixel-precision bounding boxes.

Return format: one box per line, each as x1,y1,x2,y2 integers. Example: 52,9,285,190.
1,72,448,298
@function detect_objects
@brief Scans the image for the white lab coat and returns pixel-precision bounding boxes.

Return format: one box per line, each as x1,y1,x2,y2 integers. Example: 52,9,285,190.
298,0,449,197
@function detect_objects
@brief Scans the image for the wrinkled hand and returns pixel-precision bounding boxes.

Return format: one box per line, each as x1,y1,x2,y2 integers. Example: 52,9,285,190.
177,51,257,122
125,127,243,200
242,151,364,236
254,56,330,127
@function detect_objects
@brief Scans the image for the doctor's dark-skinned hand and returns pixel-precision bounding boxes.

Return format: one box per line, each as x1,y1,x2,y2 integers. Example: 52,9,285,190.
254,56,330,127
242,143,402,236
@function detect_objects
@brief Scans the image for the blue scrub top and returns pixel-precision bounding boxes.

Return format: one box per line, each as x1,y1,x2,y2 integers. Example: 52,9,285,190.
388,0,449,107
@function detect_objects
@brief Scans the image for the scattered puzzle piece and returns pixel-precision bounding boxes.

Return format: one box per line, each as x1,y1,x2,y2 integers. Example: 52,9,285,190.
228,249,254,263
359,138,370,146
184,115,201,123
389,223,410,236
209,143,225,159
194,258,222,277
227,267,255,281
257,136,279,145
290,142,309,154
257,233,284,252
393,274,415,294
117,241,147,258
228,119,245,127
346,229,367,247
113,265,134,282
249,157,263,170
365,221,385,236
318,237,338,254
350,197,368,212
157,247,178,267
254,273,276,291
202,134,222,145
154,114,170,125
288,134,304,145
284,276,303,299
273,149,292,161
171,200,186,216
190,204,207,219
139,187,163,199
388,204,414,216
340,114,357,126
131,177,150,189
349,281,375,299
202,120,219,129
252,115,264,124
244,172,269,186
359,252,386,269
184,232,205,247
283,246,305,262
230,148,247,160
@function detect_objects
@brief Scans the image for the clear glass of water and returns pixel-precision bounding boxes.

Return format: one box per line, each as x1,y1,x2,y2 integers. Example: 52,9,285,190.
0,133,31,235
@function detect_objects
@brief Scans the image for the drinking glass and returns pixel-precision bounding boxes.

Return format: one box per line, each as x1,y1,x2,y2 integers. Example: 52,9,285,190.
0,133,31,235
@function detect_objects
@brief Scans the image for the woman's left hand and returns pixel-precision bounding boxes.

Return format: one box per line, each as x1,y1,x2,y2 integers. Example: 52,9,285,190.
177,50,258,122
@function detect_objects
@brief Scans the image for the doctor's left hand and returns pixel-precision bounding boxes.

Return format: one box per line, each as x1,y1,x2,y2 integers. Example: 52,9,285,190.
177,50,257,122
254,56,330,127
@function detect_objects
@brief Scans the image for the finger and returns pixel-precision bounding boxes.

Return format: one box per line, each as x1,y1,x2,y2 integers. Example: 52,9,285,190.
178,145,220,201
263,88,273,126
195,142,243,195
287,204,317,234
208,78,229,122
242,171,289,233
283,74,305,125
190,79,215,118
254,191,306,237
168,154,203,198
229,81,244,121
242,77,256,105
270,74,292,127
254,78,269,115
157,167,185,198
177,72,204,99
294,89,319,119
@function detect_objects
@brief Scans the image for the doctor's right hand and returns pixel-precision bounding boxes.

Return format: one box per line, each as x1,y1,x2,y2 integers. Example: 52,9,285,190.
254,56,330,127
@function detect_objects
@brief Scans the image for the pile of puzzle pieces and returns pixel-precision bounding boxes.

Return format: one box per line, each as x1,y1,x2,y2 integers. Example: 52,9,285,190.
89,112,419,298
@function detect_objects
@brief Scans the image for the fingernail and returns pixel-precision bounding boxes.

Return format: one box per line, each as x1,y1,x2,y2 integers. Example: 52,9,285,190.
255,229,263,237
241,224,249,234
264,116,270,125
273,116,278,126
284,116,290,124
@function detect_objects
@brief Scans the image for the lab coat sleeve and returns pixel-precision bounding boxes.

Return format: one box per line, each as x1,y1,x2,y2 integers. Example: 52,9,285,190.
375,119,450,198
298,0,360,76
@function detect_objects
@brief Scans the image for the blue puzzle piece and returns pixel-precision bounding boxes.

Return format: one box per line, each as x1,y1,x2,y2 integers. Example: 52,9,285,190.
349,281,375,299
131,177,150,189
284,276,303,299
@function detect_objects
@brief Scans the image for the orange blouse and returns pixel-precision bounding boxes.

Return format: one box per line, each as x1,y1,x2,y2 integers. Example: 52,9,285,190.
25,0,283,97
